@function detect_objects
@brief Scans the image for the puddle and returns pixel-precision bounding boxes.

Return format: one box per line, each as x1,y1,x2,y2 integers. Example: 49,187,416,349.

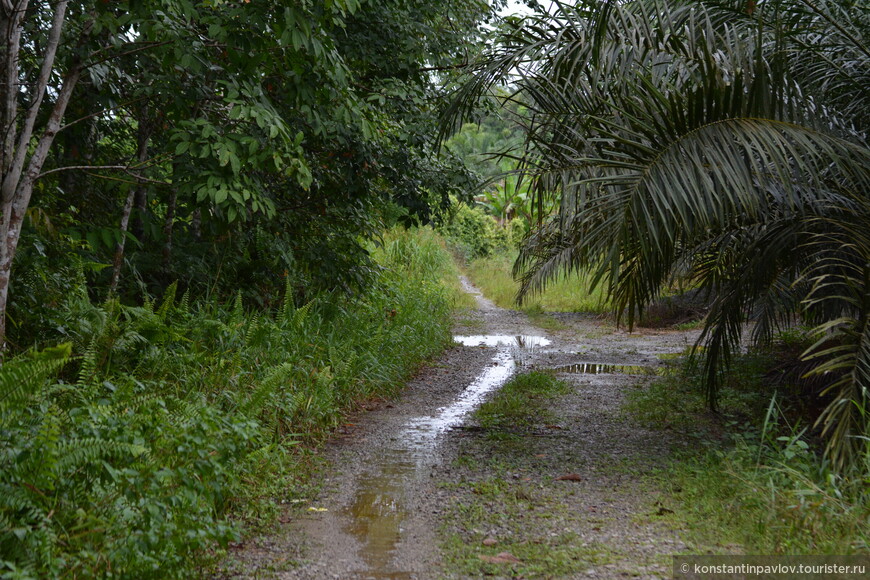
342,343,526,577
453,334,550,348
553,362,659,375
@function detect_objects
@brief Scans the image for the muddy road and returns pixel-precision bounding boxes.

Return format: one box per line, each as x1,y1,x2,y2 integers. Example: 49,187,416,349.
223,278,700,578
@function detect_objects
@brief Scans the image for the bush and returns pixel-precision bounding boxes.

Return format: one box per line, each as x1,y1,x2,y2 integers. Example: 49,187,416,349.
438,203,519,261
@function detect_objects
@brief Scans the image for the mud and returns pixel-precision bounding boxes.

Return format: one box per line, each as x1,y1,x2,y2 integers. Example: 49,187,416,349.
221,276,702,579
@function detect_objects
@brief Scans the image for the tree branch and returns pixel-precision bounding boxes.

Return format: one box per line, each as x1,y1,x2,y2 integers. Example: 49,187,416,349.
36,164,129,177
85,40,173,71
59,95,150,132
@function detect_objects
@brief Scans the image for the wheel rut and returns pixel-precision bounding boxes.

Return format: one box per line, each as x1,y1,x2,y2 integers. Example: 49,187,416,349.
222,277,701,579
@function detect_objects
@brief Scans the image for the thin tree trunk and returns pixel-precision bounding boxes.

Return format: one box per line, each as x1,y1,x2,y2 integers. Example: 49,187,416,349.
162,188,176,272
0,1,83,348
132,187,147,240
1,1,28,177
191,208,201,240
109,107,150,295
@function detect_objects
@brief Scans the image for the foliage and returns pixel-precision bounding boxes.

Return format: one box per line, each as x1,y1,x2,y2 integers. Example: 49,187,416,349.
2,0,495,347
465,251,610,314
445,0,870,471
0,228,456,578
626,349,869,554
438,202,521,261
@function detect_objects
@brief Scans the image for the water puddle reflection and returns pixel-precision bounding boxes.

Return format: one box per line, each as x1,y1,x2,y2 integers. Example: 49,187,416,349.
553,362,658,375
343,340,536,577
453,334,551,348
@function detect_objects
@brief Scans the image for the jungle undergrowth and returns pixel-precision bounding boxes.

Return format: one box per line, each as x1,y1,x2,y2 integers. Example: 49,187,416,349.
0,227,462,579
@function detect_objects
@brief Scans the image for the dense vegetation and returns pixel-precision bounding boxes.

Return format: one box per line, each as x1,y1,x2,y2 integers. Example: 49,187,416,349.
3,0,868,574
446,0,870,474
626,340,870,553
0,0,501,575
1,0,501,350
0,227,462,577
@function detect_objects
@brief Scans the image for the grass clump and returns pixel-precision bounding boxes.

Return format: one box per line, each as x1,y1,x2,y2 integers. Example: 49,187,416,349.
475,371,571,433
474,371,571,430
624,344,870,555
465,251,610,314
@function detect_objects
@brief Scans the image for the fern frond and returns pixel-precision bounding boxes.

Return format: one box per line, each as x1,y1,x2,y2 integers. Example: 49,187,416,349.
229,290,245,327
156,281,178,322
241,363,293,417
76,338,100,387
53,438,147,475
290,300,314,330
0,344,71,421
178,288,191,315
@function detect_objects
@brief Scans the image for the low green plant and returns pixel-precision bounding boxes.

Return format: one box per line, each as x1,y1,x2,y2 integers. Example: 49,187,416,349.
474,371,571,432
626,349,870,555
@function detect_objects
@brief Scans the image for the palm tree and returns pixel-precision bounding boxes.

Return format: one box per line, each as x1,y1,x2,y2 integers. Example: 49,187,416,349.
444,0,870,471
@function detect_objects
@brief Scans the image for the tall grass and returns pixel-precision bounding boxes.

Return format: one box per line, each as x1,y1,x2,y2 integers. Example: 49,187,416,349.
465,251,610,313
625,349,870,554
0,227,459,578
373,226,477,311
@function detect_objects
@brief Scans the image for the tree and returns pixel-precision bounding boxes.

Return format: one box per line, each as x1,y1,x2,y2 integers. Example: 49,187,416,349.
445,0,870,470
2,0,493,346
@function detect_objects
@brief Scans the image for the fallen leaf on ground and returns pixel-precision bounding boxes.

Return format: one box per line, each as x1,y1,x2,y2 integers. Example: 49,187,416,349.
307,507,328,512
479,552,522,564
555,473,583,481
482,537,498,547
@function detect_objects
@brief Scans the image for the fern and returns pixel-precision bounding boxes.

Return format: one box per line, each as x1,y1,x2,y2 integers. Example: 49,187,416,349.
178,288,191,315
280,277,295,322
76,337,100,388
156,281,178,322
241,363,292,417
0,344,71,421
289,299,314,330
229,290,245,327
53,438,147,474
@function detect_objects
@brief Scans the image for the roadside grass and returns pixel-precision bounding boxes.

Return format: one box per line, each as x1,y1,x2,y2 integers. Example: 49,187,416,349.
624,349,870,555
0,226,462,578
464,251,610,314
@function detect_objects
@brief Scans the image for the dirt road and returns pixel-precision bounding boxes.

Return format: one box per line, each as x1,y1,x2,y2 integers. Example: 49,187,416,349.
223,278,700,578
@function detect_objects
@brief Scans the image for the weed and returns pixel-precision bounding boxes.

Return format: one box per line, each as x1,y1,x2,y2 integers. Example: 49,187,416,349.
474,371,571,432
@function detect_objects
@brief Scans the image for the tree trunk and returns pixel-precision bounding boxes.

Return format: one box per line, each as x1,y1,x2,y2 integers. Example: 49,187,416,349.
109,107,151,295
132,187,147,240
162,188,176,272
0,1,81,349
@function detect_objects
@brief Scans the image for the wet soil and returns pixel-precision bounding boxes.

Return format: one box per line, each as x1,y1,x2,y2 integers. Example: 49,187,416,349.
221,278,702,579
